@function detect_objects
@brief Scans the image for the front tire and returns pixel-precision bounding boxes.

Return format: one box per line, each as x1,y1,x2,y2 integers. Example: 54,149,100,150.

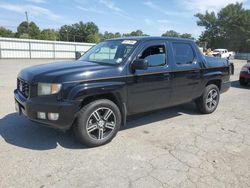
195,84,220,114
74,99,121,147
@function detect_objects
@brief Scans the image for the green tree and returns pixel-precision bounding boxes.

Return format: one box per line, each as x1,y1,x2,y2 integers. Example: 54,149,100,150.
180,33,194,39
59,25,72,41
114,32,122,38
29,22,40,39
161,30,194,39
101,31,121,40
39,29,58,40
162,30,180,37
123,30,148,37
85,22,99,36
19,33,30,39
195,11,222,49
59,21,100,42
195,3,250,52
16,21,28,37
16,21,40,39
0,27,14,38
86,33,100,43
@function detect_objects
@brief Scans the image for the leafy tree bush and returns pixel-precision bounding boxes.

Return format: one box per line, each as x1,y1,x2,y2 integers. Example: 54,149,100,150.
123,30,148,37
162,30,194,39
0,27,14,37
39,29,58,41
16,21,40,39
196,3,250,52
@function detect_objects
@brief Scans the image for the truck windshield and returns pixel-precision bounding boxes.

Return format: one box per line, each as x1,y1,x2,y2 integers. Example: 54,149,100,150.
79,40,137,65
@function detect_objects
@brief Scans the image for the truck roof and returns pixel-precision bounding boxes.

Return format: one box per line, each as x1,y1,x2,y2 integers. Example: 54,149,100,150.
107,36,195,42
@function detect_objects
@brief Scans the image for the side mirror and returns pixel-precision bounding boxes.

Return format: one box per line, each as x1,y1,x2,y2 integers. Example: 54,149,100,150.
75,51,82,60
131,59,148,70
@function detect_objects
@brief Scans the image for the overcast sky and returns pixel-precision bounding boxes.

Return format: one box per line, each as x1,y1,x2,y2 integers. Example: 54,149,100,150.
0,0,249,38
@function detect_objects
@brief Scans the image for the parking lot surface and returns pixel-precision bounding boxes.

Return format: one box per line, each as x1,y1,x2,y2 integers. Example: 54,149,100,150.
0,59,249,188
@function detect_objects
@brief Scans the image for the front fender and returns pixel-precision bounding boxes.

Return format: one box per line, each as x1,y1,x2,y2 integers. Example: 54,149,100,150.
67,81,126,101
65,81,128,126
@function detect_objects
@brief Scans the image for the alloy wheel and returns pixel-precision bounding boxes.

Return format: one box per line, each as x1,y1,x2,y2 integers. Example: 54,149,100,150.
86,107,116,140
206,89,218,110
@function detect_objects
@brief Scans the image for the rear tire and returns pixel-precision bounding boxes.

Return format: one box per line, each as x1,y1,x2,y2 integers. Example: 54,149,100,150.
239,78,248,86
73,99,121,147
195,84,220,114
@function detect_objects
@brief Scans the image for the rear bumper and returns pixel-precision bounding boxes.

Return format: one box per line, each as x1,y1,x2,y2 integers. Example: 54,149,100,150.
14,89,80,130
221,81,231,93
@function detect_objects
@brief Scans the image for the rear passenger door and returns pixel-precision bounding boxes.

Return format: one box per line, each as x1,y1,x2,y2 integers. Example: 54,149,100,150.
169,42,202,106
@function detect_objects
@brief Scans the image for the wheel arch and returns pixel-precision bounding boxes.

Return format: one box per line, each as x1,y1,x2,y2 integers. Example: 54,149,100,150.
79,92,127,126
205,79,222,91
67,81,127,127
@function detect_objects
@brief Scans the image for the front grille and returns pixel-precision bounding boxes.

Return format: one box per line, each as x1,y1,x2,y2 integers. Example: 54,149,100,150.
17,79,30,98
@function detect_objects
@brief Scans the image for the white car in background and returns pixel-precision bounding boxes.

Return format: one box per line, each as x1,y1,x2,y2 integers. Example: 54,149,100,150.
211,49,235,59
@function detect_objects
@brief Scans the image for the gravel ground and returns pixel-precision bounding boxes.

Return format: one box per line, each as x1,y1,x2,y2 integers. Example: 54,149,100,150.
0,59,249,188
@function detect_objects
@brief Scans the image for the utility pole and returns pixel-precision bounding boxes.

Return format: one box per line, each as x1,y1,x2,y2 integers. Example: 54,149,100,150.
25,11,29,30
25,11,30,37
65,29,69,42
25,11,31,58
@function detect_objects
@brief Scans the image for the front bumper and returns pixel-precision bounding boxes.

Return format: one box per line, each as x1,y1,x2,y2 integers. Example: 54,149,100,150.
14,89,80,130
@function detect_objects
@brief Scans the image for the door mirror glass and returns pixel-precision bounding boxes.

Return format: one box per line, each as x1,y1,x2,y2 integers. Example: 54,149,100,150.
132,59,148,70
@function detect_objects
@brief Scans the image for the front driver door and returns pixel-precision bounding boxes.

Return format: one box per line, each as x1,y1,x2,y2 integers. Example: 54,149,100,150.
127,41,172,115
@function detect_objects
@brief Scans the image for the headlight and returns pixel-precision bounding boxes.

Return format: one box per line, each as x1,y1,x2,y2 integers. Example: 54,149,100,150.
38,83,62,96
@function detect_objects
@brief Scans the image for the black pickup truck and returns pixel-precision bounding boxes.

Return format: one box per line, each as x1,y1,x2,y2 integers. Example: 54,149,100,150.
14,37,230,147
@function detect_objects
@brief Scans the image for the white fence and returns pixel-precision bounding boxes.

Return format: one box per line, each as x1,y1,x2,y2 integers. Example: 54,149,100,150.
0,37,95,59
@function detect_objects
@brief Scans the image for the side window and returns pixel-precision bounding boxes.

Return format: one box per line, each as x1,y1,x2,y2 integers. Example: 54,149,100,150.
140,45,166,67
172,43,195,65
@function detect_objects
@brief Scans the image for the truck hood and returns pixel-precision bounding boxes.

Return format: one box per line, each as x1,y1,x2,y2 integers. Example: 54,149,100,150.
18,60,123,83
204,56,229,68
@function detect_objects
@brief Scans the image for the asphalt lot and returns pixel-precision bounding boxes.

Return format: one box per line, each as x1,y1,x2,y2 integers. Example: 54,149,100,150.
0,59,249,188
